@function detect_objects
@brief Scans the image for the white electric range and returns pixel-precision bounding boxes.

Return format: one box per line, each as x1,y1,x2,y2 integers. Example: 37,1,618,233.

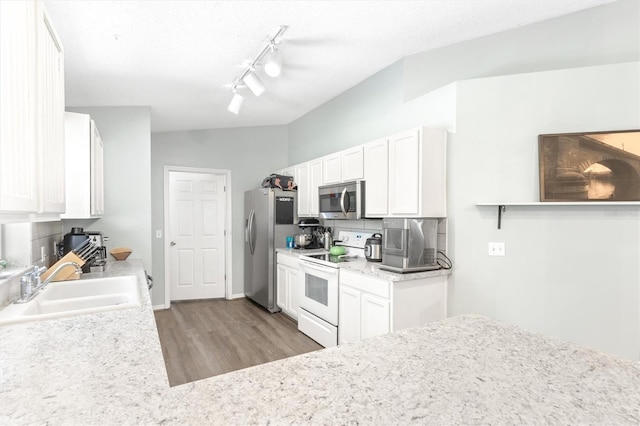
297,230,372,347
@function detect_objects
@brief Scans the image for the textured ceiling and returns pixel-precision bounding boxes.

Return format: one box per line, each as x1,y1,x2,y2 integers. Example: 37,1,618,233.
44,0,614,133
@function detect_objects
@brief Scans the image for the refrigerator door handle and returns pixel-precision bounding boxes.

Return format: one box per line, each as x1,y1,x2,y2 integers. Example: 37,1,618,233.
247,209,256,254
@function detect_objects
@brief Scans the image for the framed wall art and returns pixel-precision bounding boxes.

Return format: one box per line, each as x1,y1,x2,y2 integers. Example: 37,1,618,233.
538,130,640,202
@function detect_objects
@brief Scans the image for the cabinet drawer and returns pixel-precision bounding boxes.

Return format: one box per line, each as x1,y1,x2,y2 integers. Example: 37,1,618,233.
277,252,299,268
339,270,389,299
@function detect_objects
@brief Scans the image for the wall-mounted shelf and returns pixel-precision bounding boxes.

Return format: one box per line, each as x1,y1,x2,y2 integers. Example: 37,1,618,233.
476,202,640,229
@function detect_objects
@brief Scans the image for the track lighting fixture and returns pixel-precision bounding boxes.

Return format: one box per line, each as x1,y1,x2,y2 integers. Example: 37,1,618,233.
243,71,266,97
264,45,283,77
227,90,244,115
225,25,288,114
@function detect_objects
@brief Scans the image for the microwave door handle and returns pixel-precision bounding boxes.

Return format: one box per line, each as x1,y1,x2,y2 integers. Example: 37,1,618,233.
340,188,350,216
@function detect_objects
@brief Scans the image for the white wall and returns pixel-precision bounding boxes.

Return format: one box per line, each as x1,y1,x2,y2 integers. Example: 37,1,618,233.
449,62,640,359
284,0,639,359
403,0,640,101
64,107,152,274
150,126,288,305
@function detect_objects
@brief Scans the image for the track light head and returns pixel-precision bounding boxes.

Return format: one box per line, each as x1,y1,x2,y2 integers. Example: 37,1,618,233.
227,91,244,114
264,46,283,77
243,71,266,97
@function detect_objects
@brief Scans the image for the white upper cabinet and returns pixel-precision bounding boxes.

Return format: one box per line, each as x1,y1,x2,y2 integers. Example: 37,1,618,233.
295,162,310,217
62,113,104,218
37,2,65,213
388,127,447,217
296,158,323,217
322,153,342,184
308,158,323,216
0,0,65,216
322,146,364,185
363,138,389,217
341,146,364,182
0,1,38,213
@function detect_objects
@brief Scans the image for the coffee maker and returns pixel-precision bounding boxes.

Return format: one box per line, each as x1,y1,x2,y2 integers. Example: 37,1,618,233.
86,231,108,269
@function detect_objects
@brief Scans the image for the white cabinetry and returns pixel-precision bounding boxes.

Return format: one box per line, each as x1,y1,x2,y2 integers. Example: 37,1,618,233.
0,0,65,215
62,112,104,218
363,138,389,217
338,269,447,345
295,162,310,217
388,127,447,217
341,146,364,182
37,2,65,213
322,146,364,186
322,153,342,185
308,158,322,216
276,253,301,320
296,159,323,217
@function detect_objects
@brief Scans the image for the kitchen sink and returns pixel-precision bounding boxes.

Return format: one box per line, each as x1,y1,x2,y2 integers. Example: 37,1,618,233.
0,275,141,325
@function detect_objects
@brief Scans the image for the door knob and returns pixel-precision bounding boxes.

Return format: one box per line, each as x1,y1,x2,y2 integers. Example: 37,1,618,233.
170,241,176,246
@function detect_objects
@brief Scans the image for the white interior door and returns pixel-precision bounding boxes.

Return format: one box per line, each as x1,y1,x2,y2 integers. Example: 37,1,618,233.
168,171,226,300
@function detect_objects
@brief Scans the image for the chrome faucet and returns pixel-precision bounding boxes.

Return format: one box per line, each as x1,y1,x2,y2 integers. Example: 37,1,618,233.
16,262,83,304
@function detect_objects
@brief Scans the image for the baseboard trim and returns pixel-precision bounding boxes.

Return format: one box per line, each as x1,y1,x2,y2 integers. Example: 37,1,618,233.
229,293,246,300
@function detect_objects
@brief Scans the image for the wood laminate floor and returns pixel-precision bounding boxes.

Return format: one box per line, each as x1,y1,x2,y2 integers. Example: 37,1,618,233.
154,298,323,387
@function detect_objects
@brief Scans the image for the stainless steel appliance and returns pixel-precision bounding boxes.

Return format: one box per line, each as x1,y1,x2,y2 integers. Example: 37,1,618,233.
364,233,382,262
381,218,440,273
296,218,323,249
298,231,372,347
244,188,298,312
86,231,107,270
318,180,365,220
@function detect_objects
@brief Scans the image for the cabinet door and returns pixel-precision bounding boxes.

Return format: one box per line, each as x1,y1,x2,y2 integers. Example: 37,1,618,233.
37,2,65,213
341,146,363,181
363,138,388,216
281,166,295,178
0,1,38,213
388,129,420,216
338,285,362,344
92,127,104,215
309,159,322,216
322,153,341,184
361,292,390,340
287,266,300,320
276,263,288,311
295,162,310,217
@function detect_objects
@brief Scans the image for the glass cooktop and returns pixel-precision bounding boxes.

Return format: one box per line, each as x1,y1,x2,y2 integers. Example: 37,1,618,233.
306,254,356,264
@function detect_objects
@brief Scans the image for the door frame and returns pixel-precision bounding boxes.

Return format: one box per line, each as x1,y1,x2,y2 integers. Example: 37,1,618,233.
163,166,233,308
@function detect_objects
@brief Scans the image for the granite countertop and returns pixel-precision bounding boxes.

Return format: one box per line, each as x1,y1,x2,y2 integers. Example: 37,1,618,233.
277,248,451,282
1,260,639,425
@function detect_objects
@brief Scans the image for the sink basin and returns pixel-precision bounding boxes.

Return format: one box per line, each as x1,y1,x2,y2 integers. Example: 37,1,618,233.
0,275,141,325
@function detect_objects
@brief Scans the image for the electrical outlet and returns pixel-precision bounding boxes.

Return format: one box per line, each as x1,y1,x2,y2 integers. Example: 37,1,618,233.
40,246,46,260
488,242,505,256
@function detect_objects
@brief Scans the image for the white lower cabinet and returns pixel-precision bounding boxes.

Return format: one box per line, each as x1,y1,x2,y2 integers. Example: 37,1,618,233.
338,269,447,345
276,253,301,320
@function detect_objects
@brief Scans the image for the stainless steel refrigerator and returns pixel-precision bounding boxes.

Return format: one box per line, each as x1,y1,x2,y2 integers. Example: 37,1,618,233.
244,188,298,312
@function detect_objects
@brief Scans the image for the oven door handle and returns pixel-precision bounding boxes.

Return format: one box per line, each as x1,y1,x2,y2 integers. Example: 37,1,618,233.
339,188,350,216
299,261,335,275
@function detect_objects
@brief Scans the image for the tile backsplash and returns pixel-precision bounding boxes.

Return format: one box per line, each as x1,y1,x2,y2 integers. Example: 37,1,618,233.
0,221,62,308
320,217,448,253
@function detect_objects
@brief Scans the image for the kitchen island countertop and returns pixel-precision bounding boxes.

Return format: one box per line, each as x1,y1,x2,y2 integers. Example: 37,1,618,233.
1,260,639,425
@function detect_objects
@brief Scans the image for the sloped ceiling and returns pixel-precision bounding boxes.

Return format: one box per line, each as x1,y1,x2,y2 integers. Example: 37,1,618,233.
44,0,615,132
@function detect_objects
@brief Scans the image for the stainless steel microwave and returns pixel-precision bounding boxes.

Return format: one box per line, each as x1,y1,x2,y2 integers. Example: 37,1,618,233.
381,218,439,273
318,181,365,220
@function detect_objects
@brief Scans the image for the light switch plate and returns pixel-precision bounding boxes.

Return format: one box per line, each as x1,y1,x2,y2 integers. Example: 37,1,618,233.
488,242,505,256
155,230,162,239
